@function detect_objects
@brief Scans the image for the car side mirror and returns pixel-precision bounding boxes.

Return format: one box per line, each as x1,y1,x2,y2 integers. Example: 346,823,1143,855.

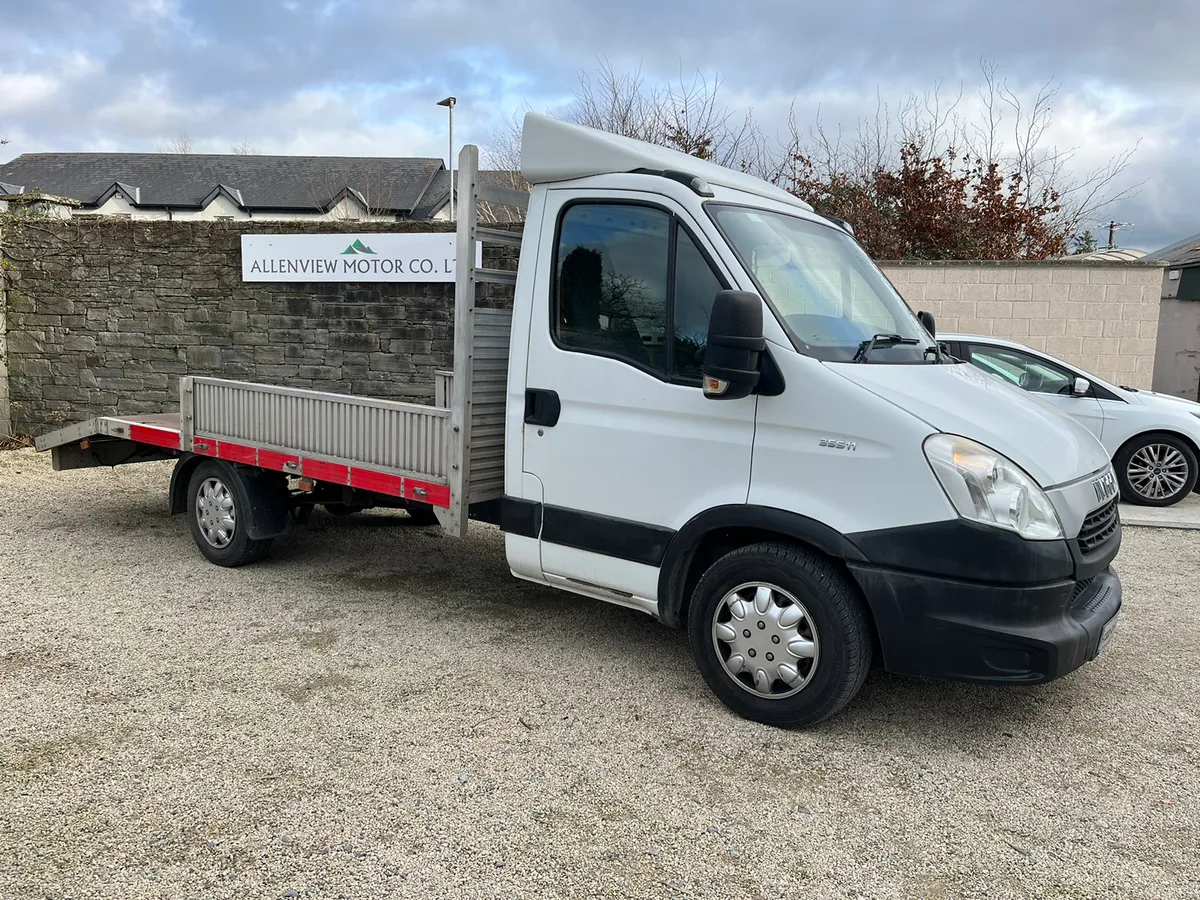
702,290,764,400
917,310,936,338
1072,376,1091,397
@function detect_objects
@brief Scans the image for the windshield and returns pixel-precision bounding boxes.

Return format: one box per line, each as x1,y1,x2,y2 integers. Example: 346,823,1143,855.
709,204,933,362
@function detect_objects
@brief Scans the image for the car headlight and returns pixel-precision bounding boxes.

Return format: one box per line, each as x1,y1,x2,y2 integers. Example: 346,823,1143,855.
923,434,1063,540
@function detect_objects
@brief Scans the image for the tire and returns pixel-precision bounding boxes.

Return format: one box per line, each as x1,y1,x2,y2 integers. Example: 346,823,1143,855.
186,460,274,567
405,503,439,526
688,542,873,729
1113,433,1198,507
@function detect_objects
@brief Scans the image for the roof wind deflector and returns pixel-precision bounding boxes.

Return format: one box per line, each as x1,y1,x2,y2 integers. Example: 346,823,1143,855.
628,168,715,198
824,215,855,236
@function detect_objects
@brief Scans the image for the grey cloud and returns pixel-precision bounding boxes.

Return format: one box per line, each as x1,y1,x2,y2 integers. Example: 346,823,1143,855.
1,0,1196,248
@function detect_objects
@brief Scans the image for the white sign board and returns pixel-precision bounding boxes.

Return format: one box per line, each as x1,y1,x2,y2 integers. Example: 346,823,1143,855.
241,233,466,282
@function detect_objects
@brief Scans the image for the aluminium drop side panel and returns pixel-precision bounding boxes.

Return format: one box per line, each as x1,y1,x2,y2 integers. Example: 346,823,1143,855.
434,370,454,409
189,377,451,481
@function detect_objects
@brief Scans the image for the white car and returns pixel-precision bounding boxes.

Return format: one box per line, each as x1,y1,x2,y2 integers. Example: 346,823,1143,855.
941,333,1200,507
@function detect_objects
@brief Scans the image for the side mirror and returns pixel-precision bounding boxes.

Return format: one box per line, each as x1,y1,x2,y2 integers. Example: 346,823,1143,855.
917,310,936,338
702,290,764,400
1072,376,1091,397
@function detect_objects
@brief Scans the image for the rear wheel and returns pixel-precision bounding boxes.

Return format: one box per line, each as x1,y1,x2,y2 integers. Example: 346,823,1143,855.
688,542,872,728
186,461,273,566
1114,433,1198,507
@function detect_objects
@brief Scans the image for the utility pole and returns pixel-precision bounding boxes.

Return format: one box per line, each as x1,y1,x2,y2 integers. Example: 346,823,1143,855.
1107,220,1132,250
437,96,456,223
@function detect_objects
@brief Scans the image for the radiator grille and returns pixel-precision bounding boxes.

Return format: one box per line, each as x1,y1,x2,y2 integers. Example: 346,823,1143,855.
1078,498,1119,555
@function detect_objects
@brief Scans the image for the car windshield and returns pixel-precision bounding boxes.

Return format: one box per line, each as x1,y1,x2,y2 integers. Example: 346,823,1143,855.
708,204,933,362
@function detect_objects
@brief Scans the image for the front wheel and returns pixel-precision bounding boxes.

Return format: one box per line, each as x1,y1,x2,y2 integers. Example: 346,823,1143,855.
1114,433,1198,507
688,542,873,728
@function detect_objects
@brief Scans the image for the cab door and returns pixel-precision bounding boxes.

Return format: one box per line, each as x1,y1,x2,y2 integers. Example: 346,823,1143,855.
520,192,756,602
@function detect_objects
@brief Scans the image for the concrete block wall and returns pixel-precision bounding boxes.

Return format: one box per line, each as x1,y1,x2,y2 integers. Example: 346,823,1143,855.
880,262,1164,387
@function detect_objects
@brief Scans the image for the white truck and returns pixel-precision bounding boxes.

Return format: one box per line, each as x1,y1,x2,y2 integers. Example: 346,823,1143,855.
36,113,1123,727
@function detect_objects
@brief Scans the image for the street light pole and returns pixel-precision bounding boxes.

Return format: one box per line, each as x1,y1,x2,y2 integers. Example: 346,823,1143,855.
437,96,456,224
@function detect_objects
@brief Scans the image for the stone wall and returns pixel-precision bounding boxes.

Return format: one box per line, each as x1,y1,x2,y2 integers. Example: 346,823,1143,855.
0,219,511,436
880,261,1164,387
0,274,8,438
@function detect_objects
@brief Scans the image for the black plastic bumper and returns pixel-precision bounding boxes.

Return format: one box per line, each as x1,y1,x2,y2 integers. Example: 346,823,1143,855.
849,563,1121,684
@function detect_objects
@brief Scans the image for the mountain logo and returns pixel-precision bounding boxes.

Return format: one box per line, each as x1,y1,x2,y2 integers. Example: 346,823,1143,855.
341,239,377,255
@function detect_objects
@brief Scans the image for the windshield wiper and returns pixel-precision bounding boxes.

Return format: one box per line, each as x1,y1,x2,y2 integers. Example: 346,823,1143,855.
854,333,920,362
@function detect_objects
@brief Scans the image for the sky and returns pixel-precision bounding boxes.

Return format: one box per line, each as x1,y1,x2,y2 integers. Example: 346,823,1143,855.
1,0,1196,252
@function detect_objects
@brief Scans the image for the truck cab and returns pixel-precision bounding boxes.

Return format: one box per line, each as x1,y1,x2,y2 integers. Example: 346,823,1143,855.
500,114,1121,725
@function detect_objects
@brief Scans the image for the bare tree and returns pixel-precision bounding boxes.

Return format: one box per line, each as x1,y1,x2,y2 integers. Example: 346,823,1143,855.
482,109,529,188
306,167,400,221
484,58,772,196
568,58,769,173
158,131,194,153
775,59,1140,256
486,59,1140,258
230,140,259,155
958,61,1140,238
478,110,533,223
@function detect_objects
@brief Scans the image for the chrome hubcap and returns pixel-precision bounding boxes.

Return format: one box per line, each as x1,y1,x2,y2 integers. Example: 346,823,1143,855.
196,477,236,548
712,582,819,699
1127,444,1189,500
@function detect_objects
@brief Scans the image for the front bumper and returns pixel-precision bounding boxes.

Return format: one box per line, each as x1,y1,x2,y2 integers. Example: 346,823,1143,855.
849,564,1121,684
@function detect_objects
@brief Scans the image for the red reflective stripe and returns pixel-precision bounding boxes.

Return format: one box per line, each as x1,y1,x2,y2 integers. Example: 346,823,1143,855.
257,449,298,472
129,424,180,450
302,458,349,484
349,467,403,496
216,441,258,465
176,434,447,506
404,479,451,508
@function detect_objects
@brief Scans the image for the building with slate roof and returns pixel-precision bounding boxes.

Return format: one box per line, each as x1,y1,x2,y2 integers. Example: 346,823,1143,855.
1147,231,1200,302
0,152,489,222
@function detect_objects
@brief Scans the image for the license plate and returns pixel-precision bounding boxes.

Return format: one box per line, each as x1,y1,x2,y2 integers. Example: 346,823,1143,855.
1097,613,1119,654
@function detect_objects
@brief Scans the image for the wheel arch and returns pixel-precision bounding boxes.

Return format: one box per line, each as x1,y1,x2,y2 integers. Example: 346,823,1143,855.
657,505,868,629
170,453,205,516
1113,428,1200,465
177,455,292,539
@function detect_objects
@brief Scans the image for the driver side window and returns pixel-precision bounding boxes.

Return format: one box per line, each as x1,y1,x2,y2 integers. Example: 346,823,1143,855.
967,344,1075,395
553,202,727,384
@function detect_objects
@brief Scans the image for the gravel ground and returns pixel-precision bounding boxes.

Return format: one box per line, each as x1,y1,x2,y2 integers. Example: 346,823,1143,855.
0,448,1197,900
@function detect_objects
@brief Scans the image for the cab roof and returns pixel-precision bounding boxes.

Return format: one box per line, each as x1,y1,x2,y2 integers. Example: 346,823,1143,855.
520,111,812,212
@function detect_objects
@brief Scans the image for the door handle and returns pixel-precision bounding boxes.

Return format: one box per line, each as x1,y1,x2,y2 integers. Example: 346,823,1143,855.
524,388,561,427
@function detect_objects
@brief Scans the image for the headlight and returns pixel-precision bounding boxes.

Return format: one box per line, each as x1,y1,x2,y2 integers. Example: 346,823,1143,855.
923,434,1063,540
